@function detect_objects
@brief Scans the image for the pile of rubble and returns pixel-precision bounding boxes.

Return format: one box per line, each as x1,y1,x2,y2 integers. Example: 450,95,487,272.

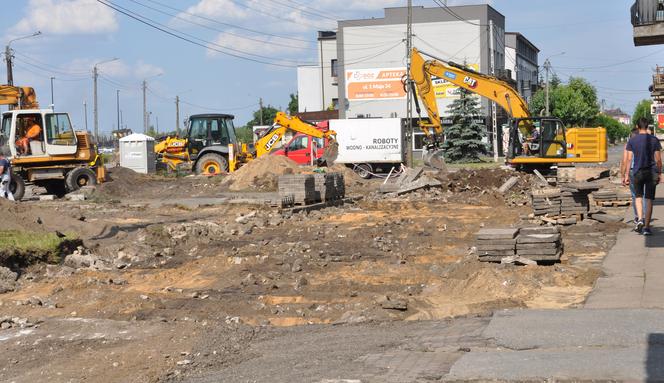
378,167,442,195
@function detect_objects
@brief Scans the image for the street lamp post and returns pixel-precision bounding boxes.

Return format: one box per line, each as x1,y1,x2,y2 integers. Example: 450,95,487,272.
93,58,119,143
4,31,41,85
116,90,120,135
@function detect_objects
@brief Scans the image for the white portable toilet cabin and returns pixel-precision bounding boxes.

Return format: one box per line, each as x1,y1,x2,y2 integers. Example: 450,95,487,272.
118,133,156,174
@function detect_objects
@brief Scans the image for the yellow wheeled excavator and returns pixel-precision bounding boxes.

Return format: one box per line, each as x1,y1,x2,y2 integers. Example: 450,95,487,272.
155,111,337,174
409,48,607,171
0,85,104,200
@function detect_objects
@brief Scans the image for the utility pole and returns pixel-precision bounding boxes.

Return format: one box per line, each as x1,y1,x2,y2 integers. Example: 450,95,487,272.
405,0,414,167
489,20,498,162
156,116,159,135
116,90,120,136
93,66,99,141
50,77,55,110
4,45,12,86
83,101,88,132
175,95,180,135
142,80,148,134
259,97,264,125
93,58,118,143
4,31,41,87
544,58,551,116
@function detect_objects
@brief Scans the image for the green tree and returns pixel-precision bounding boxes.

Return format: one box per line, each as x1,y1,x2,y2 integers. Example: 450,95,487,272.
245,105,279,129
593,114,630,143
288,93,298,115
234,126,254,144
633,99,653,124
441,89,487,163
529,76,599,126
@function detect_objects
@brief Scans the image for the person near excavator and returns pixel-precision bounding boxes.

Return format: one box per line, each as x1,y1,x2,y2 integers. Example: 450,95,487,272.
0,153,14,201
15,117,42,156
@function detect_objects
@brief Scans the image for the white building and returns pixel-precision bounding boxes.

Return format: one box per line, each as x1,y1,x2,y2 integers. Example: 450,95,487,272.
297,31,338,113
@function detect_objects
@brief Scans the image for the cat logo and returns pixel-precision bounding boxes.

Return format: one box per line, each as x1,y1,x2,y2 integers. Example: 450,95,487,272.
264,133,280,151
463,76,478,89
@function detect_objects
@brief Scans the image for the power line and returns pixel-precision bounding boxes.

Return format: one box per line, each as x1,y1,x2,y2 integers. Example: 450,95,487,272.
431,0,487,27
96,0,302,67
128,0,316,51
555,47,664,70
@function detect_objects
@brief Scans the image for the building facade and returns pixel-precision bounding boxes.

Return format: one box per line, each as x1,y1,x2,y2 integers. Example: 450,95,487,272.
505,32,539,104
337,5,505,121
297,31,338,113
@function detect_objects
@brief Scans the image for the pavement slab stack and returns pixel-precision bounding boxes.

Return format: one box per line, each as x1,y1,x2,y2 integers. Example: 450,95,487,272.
592,188,632,207
560,182,601,215
531,188,561,216
516,226,562,261
313,173,337,202
329,173,345,200
278,174,317,205
475,228,519,261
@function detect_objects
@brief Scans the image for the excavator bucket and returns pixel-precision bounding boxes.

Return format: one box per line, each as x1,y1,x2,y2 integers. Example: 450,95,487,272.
423,148,447,171
321,140,339,166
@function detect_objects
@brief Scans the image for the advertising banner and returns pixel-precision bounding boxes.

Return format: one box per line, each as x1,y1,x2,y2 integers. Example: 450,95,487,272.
346,64,480,101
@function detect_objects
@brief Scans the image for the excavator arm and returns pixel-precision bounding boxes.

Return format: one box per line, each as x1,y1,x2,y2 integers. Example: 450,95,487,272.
255,112,338,163
0,86,39,109
410,48,530,135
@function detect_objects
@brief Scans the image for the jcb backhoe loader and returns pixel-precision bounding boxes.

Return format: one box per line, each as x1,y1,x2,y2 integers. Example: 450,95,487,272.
409,48,607,171
155,112,337,174
0,86,104,200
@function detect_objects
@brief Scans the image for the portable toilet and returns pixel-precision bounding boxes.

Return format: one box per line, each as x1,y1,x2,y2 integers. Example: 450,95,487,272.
119,133,156,174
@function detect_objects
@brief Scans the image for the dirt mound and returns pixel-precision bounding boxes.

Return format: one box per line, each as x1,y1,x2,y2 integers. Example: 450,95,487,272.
0,199,83,233
96,167,151,198
224,156,311,191
435,168,533,206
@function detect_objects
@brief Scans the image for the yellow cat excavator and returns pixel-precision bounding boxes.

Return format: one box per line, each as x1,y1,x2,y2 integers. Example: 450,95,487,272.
409,48,607,171
0,85,104,200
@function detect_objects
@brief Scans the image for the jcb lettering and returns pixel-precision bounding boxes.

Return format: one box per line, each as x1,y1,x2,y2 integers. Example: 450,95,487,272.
264,134,280,151
463,76,478,89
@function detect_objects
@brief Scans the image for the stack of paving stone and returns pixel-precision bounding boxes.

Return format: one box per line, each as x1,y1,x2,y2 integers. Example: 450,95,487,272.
531,188,561,216
591,188,632,207
516,226,562,261
475,228,518,261
313,173,335,202
278,174,317,205
559,183,599,215
329,172,346,200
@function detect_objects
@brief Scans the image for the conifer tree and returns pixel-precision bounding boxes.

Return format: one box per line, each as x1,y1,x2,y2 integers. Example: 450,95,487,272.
441,89,487,163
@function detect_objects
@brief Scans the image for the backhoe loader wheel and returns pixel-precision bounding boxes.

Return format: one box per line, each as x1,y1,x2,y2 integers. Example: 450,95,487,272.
9,174,25,201
65,168,97,193
195,153,228,175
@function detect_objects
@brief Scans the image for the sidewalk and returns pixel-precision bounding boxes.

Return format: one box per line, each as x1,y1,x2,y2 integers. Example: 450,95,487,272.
445,190,664,381
585,187,664,309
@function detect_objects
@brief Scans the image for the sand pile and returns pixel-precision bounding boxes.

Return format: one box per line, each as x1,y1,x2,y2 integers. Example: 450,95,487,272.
96,167,152,198
224,156,312,191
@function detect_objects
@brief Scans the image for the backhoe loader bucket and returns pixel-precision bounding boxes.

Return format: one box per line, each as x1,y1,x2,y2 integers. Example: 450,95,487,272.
321,140,339,166
423,148,447,171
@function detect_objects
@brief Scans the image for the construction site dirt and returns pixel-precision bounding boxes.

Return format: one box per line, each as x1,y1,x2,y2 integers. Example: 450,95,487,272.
0,165,623,383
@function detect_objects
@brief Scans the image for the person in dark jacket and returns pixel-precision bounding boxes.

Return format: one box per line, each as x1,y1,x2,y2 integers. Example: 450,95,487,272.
623,118,663,235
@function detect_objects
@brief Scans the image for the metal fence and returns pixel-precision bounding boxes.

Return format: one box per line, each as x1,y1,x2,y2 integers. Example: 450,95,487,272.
632,0,664,26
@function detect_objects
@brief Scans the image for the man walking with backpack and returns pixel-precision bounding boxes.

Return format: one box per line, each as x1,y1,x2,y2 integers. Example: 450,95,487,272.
623,117,663,235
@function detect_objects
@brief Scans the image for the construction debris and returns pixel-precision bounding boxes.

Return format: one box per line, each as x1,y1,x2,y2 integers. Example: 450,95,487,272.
379,166,442,195
498,176,520,194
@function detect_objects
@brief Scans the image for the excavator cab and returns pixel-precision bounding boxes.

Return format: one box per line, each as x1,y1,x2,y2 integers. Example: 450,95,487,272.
2,110,78,158
508,117,568,160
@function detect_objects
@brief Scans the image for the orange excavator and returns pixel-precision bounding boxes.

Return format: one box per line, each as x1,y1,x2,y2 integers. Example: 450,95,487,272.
0,85,104,200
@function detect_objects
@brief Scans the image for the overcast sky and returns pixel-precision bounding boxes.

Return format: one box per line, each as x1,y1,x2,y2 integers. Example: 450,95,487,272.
0,0,656,134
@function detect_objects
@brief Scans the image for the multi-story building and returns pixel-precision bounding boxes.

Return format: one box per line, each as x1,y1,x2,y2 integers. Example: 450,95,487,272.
297,31,338,113
604,108,632,125
505,32,539,104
